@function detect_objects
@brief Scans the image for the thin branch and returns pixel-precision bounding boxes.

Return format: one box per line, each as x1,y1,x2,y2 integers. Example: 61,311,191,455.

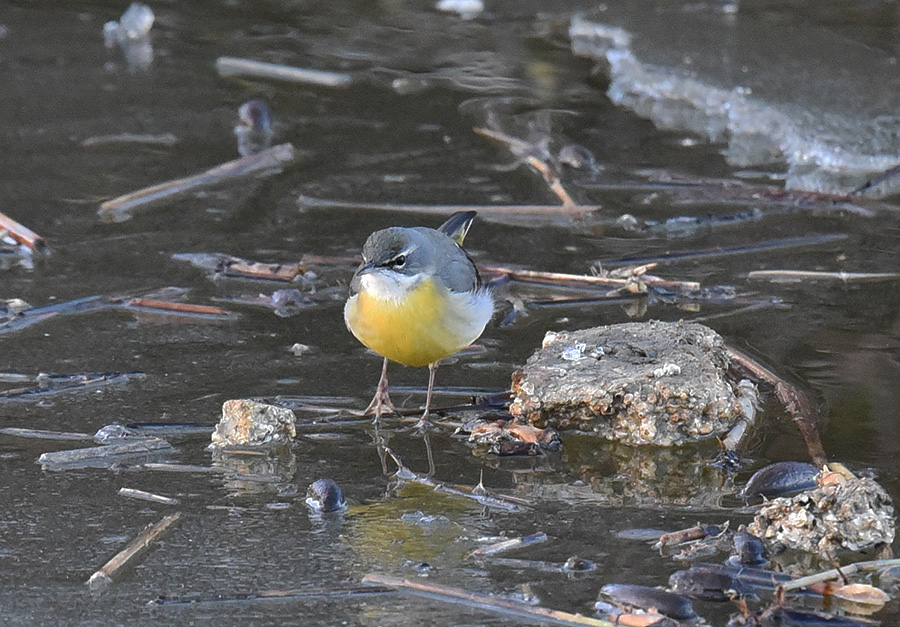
0,211,45,250
88,513,182,591
99,143,297,217
215,57,353,88
361,574,615,627
727,346,827,467
298,195,597,216
748,269,900,282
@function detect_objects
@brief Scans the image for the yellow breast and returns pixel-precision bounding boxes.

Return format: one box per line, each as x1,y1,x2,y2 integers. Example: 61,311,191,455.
344,277,474,367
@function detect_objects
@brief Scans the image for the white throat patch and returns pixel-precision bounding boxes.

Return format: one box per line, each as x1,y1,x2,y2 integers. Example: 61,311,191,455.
359,269,423,303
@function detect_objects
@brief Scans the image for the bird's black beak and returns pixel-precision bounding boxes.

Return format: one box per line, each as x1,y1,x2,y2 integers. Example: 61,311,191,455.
353,261,377,279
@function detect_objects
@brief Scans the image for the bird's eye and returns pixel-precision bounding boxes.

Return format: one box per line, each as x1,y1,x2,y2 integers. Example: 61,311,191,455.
392,254,407,268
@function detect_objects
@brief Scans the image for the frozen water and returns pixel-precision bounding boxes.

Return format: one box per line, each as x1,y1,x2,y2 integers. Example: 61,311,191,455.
570,7,900,196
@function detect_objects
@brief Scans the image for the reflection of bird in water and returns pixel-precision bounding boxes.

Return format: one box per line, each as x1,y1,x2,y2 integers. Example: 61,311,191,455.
344,212,493,429
235,100,273,156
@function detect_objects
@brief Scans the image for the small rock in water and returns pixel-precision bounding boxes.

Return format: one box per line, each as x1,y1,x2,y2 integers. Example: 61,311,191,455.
510,321,750,446
305,478,346,512
209,399,296,448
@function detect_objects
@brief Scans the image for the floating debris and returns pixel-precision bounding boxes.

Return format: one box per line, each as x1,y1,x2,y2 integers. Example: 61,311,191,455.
466,419,561,456
209,399,296,448
305,478,347,513
98,143,298,220
469,532,548,558
235,100,273,157
730,530,766,566
102,2,154,71
118,487,179,506
363,573,613,627
0,210,45,251
215,57,353,88
654,523,728,551
436,0,483,20
0,427,94,441
748,269,900,283
87,512,181,591
668,568,755,602
152,583,395,606
510,321,751,446
80,132,178,148
487,556,597,575
597,583,697,621
37,437,174,471
748,468,895,558
0,371,144,401
740,461,820,500
124,298,233,319
172,252,309,282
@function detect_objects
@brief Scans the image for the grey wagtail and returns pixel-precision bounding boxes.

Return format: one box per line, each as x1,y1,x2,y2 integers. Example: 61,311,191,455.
344,211,493,428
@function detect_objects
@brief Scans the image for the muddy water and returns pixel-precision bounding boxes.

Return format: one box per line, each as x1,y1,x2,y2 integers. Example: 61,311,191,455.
2,1,900,625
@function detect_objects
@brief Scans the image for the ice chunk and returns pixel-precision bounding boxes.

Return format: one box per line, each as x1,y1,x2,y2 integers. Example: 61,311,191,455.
570,9,900,196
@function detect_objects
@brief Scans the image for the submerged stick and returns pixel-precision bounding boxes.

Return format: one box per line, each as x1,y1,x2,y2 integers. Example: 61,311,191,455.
118,487,180,505
124,298,231,317
481,263,700,291
0,427,94,441
298,195,597,216
99,143,297,217
38,438,174,469
0,211,45,250
88,512,182,591
468,532,548,558
851,163,900,195
384,447,524,512
152,583,396,605
216,57,353,87
361,574,613,627
779,558,900,592
727,347,826,468
748,269,900,282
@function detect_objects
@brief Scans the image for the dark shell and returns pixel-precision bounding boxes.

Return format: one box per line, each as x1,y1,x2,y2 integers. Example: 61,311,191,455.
740,461,819,499
599,583,697,621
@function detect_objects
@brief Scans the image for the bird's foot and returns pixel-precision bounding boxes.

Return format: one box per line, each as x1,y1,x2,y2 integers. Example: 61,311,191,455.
364,387,397,423
413,411,436,432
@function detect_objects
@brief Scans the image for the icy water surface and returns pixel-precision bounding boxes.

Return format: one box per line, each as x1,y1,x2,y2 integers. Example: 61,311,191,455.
2,1,900,625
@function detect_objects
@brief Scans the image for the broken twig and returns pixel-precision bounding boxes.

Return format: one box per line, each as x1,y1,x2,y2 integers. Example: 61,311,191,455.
118,487,180,506
0,211,45,250
361,574,613,627
124,298,231,318
38,438,174,470
152,583,395,605
216,57,353,88
727,347,826,467
99,143,297,218
748,269,900,282
298,195,596,216
468,532,548,558
0,427,94,441
88,512,182,591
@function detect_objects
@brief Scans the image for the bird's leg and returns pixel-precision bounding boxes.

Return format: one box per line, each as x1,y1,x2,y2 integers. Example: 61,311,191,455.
414,362,439,430
364,357,397,422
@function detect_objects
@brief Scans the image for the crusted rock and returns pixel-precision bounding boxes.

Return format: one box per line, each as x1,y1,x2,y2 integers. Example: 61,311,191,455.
209,399,296,448
748,470,895,558
509,321,747,446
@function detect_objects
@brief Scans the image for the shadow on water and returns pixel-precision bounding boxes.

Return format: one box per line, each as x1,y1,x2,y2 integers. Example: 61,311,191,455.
2,0,900,624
